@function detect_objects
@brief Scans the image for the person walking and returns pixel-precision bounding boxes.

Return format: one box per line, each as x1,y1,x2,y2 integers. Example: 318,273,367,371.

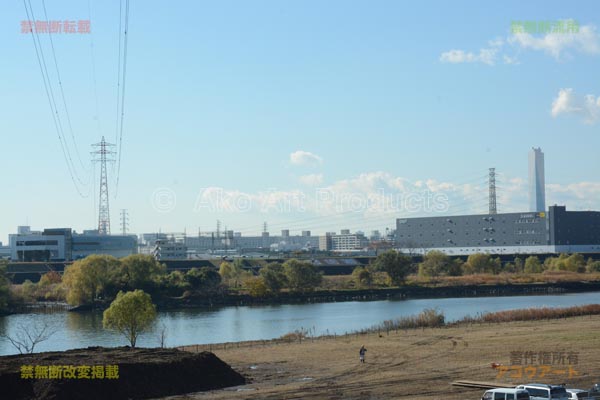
359,345,367,363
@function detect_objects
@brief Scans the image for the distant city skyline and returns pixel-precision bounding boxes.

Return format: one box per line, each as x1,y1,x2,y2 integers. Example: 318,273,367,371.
2,0,600,244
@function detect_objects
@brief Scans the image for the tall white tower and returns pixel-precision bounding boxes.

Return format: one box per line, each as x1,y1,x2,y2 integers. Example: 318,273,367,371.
528,147,546,212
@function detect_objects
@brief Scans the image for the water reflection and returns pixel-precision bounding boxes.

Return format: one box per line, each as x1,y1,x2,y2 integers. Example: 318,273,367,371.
1,292,599,355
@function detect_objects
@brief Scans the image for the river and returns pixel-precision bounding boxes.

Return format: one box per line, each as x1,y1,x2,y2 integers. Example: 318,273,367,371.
1,292,599,356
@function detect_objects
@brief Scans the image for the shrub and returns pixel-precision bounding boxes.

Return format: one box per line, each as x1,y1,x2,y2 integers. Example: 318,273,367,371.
245,276,268,298
184,267,222,293
372,250,412,286
283,259,322,292
587,260,600,273
259,262,287,293
524,256,542,274
352,266,373,288
462,253,501,274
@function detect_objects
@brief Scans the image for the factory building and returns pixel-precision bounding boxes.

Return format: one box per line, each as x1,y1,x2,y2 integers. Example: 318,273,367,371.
8,226,137,261
319,231,369,252
396,205,600,255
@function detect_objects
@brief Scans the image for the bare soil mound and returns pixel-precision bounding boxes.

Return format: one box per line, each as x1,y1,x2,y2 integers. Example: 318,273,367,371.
0,346,246,399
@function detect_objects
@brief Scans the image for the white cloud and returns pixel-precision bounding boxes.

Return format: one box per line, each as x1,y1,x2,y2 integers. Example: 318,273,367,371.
289,150,323,167
509,25,600,59
440,48,499,66
547,182,600,210
441,22,599,66
192,173,600,228
551,88,600,124
299,174,323,186
502,54,520,65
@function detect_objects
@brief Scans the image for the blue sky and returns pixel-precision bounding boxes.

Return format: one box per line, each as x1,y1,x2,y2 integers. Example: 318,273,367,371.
1,0,599,243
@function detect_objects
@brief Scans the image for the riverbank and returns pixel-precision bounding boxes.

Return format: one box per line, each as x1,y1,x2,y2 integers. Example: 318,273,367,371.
156,280,600,309
7,280,600,316
173,314,600,400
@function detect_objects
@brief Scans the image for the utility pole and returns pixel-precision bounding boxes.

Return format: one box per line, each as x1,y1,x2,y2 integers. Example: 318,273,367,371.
120,209,129,235
92,136,116,235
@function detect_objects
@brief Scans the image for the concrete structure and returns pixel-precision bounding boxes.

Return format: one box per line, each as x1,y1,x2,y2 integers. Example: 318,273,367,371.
10,228,71,262
153,239,188,260
8,226,137,261
71,232,137,260
396,205,600,255
177,229,319,252
529,147,546,212
319,231,369,252
0,242,10,259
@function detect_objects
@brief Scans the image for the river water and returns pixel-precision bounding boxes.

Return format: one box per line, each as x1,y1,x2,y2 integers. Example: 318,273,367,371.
1,292,599,356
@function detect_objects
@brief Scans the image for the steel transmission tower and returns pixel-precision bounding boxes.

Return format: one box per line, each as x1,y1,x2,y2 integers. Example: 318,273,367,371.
120,209,129,235
92,137,116,235
488,168,497,215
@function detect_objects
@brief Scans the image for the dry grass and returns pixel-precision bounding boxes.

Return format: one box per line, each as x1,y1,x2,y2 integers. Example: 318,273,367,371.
319,272,600,291
406,272,600,287
168,314,600,400
472,304,600,323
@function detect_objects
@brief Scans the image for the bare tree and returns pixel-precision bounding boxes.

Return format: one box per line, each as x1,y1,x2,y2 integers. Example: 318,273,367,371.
1,322,56,354
158,323,167,348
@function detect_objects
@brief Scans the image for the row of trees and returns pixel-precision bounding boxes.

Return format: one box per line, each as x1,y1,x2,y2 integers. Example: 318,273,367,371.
416,251,600,278
0,261,10,313
5,250,600,307
60,256,326,304
225,259,323,297
62,254,223,306
346,250,600,288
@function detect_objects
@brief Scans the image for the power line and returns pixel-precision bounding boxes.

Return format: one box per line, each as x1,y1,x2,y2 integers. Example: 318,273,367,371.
87,0,101,136
114,0,130,197
23,0,89,198
41,0,89,177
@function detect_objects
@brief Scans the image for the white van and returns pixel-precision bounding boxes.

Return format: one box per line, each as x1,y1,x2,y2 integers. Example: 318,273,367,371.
482,388,531,400
566,389,594,400
516,384,569,400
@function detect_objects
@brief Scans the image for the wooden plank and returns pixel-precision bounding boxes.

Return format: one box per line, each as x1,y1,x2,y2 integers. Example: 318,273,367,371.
452,380,515,389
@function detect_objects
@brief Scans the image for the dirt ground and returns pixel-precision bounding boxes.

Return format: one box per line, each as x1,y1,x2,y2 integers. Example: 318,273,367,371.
167,315,600,400
0,347,245,399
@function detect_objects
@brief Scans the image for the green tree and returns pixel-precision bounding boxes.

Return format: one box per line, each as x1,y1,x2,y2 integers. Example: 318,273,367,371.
259,262,287,293
564,253,586,273
372,250,412,286
157,270,189,295
524,256,542,273
185,267,222,293
462,253,500,274
0,263,10,313
283,259,322,292
62,255,122,306
39,271,62,286
120,254,166,290
245,276,269,297
219,261,235,283
352,266,373,288
21,280,37,302
587,259,600,273
103,289,157,348
513,257,524,274
418,251,461,277
219,260,250,288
